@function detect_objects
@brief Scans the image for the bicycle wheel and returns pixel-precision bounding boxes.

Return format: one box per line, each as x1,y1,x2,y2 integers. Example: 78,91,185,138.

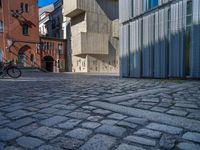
7,67,22,78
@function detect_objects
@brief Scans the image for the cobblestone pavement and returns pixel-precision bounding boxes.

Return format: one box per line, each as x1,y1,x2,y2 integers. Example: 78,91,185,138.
0,73,200,150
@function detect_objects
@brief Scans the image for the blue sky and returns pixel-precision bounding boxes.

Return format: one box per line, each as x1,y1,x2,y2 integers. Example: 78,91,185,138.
38,0,57,7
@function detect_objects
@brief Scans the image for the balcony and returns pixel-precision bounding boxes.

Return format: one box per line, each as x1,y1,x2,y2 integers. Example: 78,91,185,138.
63,0,85,17
72,32,109,56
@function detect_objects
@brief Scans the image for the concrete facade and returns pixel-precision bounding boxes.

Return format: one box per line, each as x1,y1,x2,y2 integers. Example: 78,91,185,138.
119,0,200,79
63,0,119,73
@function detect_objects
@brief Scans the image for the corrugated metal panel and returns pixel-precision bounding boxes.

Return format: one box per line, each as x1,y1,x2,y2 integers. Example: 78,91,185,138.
169,1,186,78
120,24,130,77
129,19,142,77
119,0,132,23
154,8,169,78
191,0,200,78
142,14,154,77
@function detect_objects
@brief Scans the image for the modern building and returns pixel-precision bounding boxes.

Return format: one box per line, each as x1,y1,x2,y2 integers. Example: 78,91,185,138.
63,0,119,73
0,0,41,67
119,0,200,78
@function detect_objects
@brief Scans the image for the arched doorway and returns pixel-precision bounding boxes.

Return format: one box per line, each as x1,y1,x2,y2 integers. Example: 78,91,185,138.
18,45,30,67
43,56,54,72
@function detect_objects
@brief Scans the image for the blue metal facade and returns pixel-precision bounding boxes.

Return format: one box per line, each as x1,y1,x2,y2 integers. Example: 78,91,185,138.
119,0,200,78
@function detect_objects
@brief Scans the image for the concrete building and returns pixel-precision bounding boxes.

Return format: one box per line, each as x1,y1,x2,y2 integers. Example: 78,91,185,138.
119,0,200,78
0,0,40,67
63,0,119,73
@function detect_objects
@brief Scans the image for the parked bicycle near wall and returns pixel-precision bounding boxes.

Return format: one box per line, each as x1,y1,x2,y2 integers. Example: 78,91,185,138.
0,61,22,78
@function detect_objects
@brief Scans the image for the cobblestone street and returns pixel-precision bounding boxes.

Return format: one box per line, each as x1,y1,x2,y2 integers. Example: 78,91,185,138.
0,73,200,150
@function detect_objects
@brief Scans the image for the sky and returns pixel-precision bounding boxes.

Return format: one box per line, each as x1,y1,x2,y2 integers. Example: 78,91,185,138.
38,0,57,7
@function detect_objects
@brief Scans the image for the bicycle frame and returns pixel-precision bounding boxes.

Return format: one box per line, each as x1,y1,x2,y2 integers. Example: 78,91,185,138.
1,62,14,77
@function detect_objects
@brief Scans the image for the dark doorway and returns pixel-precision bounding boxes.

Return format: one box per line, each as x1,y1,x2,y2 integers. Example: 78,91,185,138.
43,56,54,72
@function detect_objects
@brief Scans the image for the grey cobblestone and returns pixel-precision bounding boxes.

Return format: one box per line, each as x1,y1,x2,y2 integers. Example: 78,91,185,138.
101,119,118,125
81,122,101,129
124,135,156,146
177,142,200,150
183,132,200,143
108,113,127,120
40,116,68,126
96,125,126,137
6,110,34,119
116,121,137,129
93,109,111,115
0,142,5,149
38,145,63,150
159,134,176,149
66,128,92,140
134,128,161,138
3,146,22,150
146,123,183,134
57,119,82,129
50,137,83,150
7,117,35,129
0,73,200,149
66,112,90,119
31,126,62,140
167,109,188,116
80,134,116,150
0,128,21,141
116,144,146,150
125,117,148,125
16,136,44,149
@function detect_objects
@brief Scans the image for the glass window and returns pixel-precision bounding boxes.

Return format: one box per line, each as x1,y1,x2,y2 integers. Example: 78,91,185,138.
20,3,24,13
146,0,158,10
131,0,134,17
22,24,29,35
0,0,2,8
25,4,28,12
0,21,3,32
150,0,158,9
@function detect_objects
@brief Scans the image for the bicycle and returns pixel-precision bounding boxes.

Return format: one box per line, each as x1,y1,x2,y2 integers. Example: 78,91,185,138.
0,61,22,78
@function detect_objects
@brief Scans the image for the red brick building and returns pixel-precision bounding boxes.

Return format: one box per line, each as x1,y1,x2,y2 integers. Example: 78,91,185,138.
40,36,67,72
0,0,41,67
0,0,68,72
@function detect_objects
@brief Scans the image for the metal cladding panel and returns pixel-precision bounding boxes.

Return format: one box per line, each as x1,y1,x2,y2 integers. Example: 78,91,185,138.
129,19,142,77
169,1,186,78
191,0,200,78
119,0,132,23
142,14,154,77
120,24,130,77
153,8,169,78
